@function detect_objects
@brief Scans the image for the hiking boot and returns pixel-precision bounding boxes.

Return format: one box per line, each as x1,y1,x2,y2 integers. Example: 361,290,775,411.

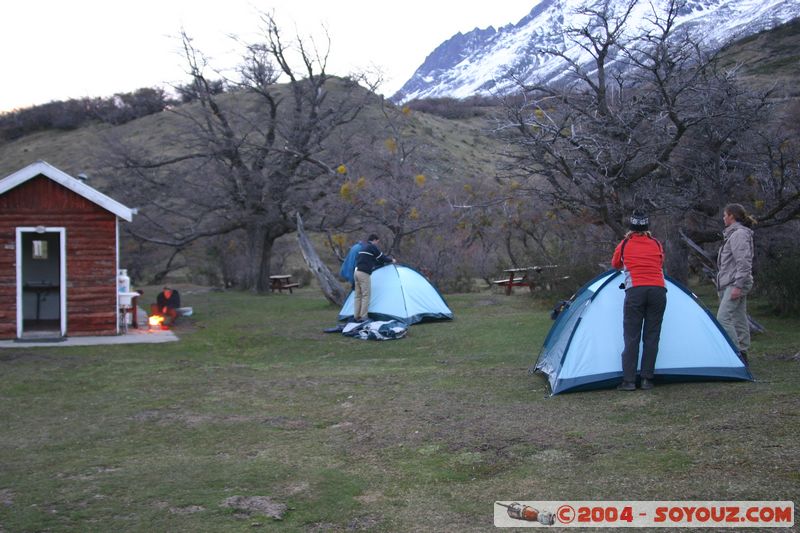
640,378,654,390
617,381,636,391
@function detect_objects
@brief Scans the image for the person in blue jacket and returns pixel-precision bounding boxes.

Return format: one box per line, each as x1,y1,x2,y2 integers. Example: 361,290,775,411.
354,234,395,322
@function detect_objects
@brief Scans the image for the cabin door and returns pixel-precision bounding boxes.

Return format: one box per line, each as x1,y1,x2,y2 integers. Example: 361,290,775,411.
16,227,67,339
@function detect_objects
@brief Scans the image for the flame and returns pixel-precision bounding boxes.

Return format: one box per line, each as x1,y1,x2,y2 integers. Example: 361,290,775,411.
148,315,165,327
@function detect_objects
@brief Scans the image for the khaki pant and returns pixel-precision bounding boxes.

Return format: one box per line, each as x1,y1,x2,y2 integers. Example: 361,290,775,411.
354,270,372,320
717,282,752,353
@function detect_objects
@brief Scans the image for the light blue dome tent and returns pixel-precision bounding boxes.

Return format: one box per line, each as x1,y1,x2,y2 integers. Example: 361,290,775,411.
338,265,453,324
532,270,753,395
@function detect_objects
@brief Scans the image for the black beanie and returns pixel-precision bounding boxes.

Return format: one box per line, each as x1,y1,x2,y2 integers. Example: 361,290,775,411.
629,210,649,231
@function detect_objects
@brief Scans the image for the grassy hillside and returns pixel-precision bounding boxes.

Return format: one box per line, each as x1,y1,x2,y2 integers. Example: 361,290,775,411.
0,80,510,284
0,21,797,289
2,18,797,181
0,83,507,191
717,18,800,96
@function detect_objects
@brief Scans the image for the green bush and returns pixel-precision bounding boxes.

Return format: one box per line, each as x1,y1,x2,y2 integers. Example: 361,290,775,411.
756,252,800,315
440,273,477,293
291,268,313,287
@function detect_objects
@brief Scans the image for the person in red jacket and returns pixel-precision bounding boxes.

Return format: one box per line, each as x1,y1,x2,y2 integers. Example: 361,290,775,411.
611,210,667,391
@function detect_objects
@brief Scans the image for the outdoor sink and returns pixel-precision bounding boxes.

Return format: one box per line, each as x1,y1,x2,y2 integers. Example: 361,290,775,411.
119,291,140,306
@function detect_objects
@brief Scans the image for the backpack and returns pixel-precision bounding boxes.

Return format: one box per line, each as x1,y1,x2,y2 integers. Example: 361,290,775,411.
339,242,364,283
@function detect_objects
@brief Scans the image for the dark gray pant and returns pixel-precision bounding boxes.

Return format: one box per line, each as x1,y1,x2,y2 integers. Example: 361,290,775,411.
621,286,667,383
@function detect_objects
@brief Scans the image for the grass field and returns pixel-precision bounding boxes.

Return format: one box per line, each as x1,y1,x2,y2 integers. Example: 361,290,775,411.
1,285,798,532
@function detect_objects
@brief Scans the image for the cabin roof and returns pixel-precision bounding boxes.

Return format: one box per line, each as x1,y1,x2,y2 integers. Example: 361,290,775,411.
0,160,134,222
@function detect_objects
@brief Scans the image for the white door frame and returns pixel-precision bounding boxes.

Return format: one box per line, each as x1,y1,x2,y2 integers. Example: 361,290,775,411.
16,227,67,338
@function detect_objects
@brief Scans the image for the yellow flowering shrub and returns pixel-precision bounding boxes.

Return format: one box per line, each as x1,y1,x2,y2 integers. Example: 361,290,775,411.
414,174,426,187
339,181,353,201
337,164,347,175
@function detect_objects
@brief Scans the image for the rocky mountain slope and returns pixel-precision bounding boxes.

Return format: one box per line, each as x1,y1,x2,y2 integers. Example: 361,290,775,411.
394,0,800,102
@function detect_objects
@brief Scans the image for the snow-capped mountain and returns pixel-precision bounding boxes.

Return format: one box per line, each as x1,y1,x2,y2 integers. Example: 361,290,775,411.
393,0,800,102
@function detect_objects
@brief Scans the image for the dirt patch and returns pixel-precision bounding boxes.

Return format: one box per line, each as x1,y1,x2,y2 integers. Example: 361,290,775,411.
170,505,204,514
347,514,381,530
306,523,339,532
221,495,287,520
529,448,572,464
131,409,307,429
764,352,800,362
58,466,121,481
131,410,215,426
281,481,309,496
0,489,13,506
354,490,383,504
262,416,310,430
289,515,382,532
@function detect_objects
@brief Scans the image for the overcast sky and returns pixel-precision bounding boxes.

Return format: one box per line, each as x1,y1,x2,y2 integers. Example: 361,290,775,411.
1,1,534,112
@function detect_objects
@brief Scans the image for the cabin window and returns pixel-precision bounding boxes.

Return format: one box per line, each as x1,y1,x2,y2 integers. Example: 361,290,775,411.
32,240,48,259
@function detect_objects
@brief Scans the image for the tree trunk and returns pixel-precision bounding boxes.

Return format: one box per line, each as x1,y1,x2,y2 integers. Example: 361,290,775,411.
663,223,689,284
245,223,274,293
256,232,274,293
295,213,348,306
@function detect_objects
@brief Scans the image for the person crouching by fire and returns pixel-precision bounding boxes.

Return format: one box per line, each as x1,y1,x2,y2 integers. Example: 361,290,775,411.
150,286,181,326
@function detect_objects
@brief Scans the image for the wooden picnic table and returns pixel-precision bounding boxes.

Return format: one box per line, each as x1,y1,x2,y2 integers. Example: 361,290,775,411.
270,274,299,294
495,268,532,295
492,265,559,295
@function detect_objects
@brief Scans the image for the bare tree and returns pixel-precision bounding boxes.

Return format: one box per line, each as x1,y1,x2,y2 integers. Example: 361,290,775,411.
109,14,375,292
329,101,456,255
497,0,778,281
742,101,800,229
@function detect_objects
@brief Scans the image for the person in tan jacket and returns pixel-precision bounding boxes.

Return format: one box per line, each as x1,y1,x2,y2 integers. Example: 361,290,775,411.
716,203,755,365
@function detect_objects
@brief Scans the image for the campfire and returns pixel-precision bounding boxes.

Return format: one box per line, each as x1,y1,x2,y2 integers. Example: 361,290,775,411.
148,314,167,330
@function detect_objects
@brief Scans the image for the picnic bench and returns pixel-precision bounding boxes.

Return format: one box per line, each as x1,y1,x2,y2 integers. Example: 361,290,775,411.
492,265,560,295
270,274,299,293
492,268,534,295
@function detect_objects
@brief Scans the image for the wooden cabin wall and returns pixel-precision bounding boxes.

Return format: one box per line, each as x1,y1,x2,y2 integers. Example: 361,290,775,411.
0,176,117,338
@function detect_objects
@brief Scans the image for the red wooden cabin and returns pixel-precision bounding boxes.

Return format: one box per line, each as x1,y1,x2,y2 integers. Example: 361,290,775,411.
0,161,134,340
